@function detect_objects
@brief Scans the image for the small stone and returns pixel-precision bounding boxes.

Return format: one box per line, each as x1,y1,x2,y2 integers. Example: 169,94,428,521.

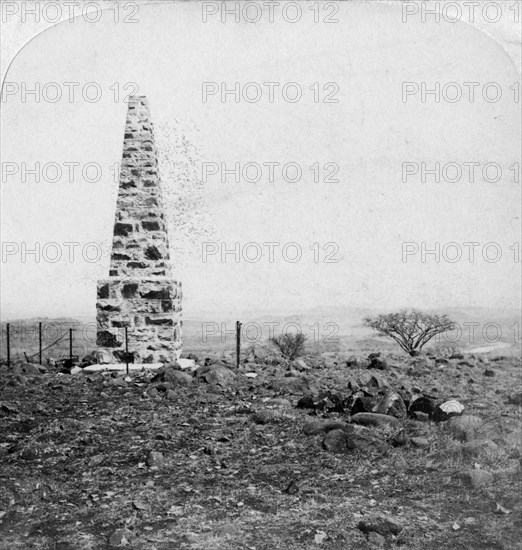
351,396,380,415
357,513,403,537
146,387,162,400
108,528,137,546
446,415,483,441
292,359,310,371
145,451,165,468
251,410,275,424
165,389,177,400
391,430,409,447
410,437,429,448
459,469,494,488
368,532,386,547
483,368,496,377
368,356,388,370
461,439,500,460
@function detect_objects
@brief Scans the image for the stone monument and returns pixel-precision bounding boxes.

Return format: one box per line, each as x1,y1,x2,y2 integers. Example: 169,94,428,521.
96,96,182,363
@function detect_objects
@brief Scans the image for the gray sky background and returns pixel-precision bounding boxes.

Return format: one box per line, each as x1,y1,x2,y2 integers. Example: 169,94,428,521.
1,1,521,319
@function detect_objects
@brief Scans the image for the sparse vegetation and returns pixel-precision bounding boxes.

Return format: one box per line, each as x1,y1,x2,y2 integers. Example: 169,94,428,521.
0,350,520,550
269,332,307,360
364,309,456,356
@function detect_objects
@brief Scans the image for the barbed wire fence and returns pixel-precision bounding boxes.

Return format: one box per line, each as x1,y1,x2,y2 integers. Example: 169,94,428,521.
0,321,97,366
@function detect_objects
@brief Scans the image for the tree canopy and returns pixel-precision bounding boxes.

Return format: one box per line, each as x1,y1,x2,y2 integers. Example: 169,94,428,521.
364,309,456,356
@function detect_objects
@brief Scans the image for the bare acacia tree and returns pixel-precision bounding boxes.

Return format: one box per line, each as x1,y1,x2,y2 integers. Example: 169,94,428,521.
364,309,456,356
270,333,307,360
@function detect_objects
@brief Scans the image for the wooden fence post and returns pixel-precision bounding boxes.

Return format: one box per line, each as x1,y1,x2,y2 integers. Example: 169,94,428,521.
236,321,242,368
6,324,10,368
39,322,42,365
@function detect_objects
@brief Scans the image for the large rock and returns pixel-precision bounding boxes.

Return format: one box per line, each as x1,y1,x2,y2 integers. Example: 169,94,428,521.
351,412,400,429
323,427,386,454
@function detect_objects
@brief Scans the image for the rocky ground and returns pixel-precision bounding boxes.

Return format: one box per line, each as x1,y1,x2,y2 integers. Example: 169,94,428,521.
0,351,521,549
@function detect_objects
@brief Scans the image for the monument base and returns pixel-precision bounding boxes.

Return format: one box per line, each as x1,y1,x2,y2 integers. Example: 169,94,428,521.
96,277,182,363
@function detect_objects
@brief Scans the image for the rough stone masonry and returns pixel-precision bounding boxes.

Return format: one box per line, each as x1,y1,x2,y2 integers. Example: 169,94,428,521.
96,96,182,363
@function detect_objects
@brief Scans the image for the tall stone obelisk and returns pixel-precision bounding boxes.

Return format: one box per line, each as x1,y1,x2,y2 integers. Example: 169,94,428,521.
96,96,182,363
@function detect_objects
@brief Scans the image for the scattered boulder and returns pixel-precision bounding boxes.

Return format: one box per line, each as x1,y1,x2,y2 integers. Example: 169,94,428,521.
408,396,437,418
251,410,277,424
372,391,406,419
292,359,310,372
446,415,483,441
346,356,359,367
351,412,400,429
152,365,193,386
367,374,390,391
367,532,386,547
165,369,193,386
177,358,197,371
368,356,388,371
391,430,409,447
459,469,494,488
145,386,162,400
357,514,404,537
198,365,236,387
483,368,496,377
108,528,138,547
296,395,315,409
351,396,380,415
432,400,465,422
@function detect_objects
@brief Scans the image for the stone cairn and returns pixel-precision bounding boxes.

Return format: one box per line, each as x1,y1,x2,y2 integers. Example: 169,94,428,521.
96,96,182,363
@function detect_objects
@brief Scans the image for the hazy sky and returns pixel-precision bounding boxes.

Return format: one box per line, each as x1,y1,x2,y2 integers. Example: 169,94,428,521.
1,1,521,319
